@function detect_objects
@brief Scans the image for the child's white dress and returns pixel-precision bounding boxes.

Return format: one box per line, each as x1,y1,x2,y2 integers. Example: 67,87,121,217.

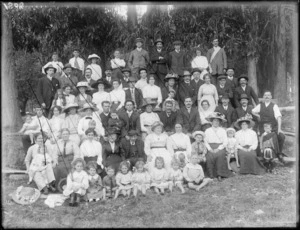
63,170,89,196
28,153,53,183
169,168,183,186
150,167,170,189
116,171,133,190
226,137,237,157
23,121,39,135
131,170,151,190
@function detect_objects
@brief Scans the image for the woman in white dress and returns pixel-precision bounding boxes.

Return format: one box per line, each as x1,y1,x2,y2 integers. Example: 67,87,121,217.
91,79,111,114
144,121,173,173
48,106,64,142
140,100,160,140
198,73,218,113
191,48,209,80
62,103,81,146
167,123,192,163
142,74,162,111
86,54,102,81
199,100,213,131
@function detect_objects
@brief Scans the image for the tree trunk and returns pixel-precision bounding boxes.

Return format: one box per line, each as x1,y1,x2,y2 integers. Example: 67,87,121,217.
127,5,137,32
1,9,22,132
247,56,259,98
274,5,287,106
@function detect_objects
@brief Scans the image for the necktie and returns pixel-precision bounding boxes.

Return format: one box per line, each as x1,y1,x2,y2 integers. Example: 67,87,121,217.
74,57,80,69
131,89,136,104
63,141,67,157
110,177,113,196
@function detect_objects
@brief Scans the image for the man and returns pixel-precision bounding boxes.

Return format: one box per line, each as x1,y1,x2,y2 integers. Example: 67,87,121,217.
120,130,146,169
214,94,236,128
103,67,114,92
177,70,196,107
59,63,79,95
225,67,238,108
128,38,150,79
176,97,201,137
36,64,60,116
80,68,96,96
252,91,286,159
234,74,259,108
235,94,255,119
158,100,177,135
118,100,141,139
149,38,168,88
190,68,205,106
69,47,85,75
168,40,188,77
206,38,227,85
42,52,64,78
124,76,144,111
99,101,111,130
119,68,131,90
216,74,233,105
135,68,149,91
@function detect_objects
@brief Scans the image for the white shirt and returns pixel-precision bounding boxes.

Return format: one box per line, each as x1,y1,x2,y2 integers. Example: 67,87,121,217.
191,56,209,69
108,89,125,108
227,76,234,81
69,57,85,74
80,139,103,166
142,84,162,105
167,133,192,159
204,127,228,151
111,58,126,69
235,129,258,151
241,85,246,91
92,91,110,114
86,63,102,81
32,116,50,134
109,141,115,153
42,61,64,74
77,115,104,136
140,112,160,133
64,94,76,106
135,78,148,90
252,102,282,120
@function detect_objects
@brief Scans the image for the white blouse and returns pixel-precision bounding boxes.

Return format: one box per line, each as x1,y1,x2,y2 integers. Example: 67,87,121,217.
92,91,110,113
49,116,64,138
80,139,103,166
62,114,81,135
142,84,162,105
204,127,228,151
111,58,126,69
167,133,192,158
64,94,76,106
191,56,209,69
144,133,169,156
77,115,105,136
140,112,160,132
108,89,125,108
235,129,258,151
135,79,148,90
86,63,102,81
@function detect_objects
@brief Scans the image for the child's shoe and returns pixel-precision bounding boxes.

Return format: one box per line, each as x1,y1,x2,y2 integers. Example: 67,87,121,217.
69,193,75,206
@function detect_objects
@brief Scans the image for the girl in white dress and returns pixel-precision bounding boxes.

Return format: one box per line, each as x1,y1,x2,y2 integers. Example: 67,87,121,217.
198,74,218,113
18,114,39,144
131,160,151,197
114,161,133,199
169,159,185,193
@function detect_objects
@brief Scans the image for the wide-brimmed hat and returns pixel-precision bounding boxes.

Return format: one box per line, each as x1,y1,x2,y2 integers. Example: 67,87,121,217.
151,121,164,131
11,186,41,205
62,103,79,113
226,127,236,134
173,40,182,45
164,73,179,82
63,63,75,70
91,79,111,89
135,38,144,43
78,103,99,112
105,127,121,136
238,74,249,82
205,112,227,123
128,76,138,82
183,70,191,77
239,93,249,101
128,130,139,136
76,81,89,88
192,131,205,139
44,64,57,73
141,98,157,109
217,74,227,81
191,68,202,75
121,68,131,73
154,38,164,45
234,114,255,129
88,54,101,60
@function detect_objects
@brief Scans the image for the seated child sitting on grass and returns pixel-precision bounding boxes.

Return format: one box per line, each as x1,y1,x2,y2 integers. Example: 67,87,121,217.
169,159,185,193
131,160,151,197
183,154,213,191
226,128,240,171
102,166,118,199
191,131,207,170
18,113,39,144
114,161,133,199
86,161,103,202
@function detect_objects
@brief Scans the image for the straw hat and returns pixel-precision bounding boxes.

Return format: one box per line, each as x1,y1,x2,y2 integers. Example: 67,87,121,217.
205,112,227,123
11,186,40,205
62,103,79,113
88,54,101,60
78,103,99,112
76,81,89,88
164,73,179,82
71,158,86,168
44,64,57,73
151,121,164,132
234,115,255,129
192,130,205,139
226,127,236,134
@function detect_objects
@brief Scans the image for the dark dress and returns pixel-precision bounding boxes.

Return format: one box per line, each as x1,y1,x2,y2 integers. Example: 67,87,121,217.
102,141,125,172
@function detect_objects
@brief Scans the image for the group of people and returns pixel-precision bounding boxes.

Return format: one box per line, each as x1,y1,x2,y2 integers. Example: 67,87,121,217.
19,36,287,206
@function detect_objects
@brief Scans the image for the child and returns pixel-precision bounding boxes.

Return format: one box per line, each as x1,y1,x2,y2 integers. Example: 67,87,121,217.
102,166,118,199
191,131,207,167
114,161,133,199
18,114,39,144
178,153,187,170
63,158,89,207
150,156,172,195
162,90,180,112
86,161,103,202
226,128,240,171
111,49,126,79
108,111,124,131
183,154,212,191
259,123,280,173
131,160,151,197
51,89,66,110
169,159,185,193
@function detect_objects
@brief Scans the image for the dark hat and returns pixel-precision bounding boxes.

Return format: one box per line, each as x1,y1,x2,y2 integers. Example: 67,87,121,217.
173,40,182,45
105,127,121,136
141,98,157,109
111,78,120,84
128,76,138,82
154,38,164,45
221,94,230,100
217,74,227,81
44,64,57,73
135,38,144,43
164,73,179,82
226,67,235,71
73,47,81,52
238,74,249,82
191,68,202,75
212,36,219,41
139,68,147,74
239,93,249,101
128,130,139,136
234,115,255,129
121,68,131,73
105,66,113,71
91,79,112,89
63,63,75,70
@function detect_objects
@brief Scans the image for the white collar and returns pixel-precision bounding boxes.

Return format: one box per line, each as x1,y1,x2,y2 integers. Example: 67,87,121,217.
137,48,142,51
265,101,271,106
220,85,225,88
228,76,233,80
47,75,53,80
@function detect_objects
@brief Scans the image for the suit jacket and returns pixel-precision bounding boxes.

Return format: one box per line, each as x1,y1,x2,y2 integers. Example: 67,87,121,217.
234,105,257,123
191,79,204,106
161,86,178,102
120,77,130,89
177,81,196,107
102,141,125,167
118,111,141,137
128,49,149,69
226,77,239,91
168,50,189,76
57,74,78,94
124,87,144,110
206,47,227,75
158,111,178,133
216,84,233,104
215,105,236,128
120,139,146,162
234,85,259,107
36,76,60,108
176,107,201,133
149,48,168,76
100,112,111,130
80,77,97,96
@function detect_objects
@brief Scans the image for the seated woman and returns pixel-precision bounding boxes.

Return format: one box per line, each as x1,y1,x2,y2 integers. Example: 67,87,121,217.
234,116,266,175
108,109,124,132
167,123,192,163
62,103,81,146
108,79,125,112
91,79,111,114
48,106,64,143
140,99,160,140
204,112,233,181
191,131,208,174
75,82,93,108
199,100,213,132
142,74,162,111
191,47,209,80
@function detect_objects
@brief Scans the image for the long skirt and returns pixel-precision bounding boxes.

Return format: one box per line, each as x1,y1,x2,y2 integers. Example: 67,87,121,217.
53,154,74,189
238,146,266,175
33,164,55,190
206,143,233,178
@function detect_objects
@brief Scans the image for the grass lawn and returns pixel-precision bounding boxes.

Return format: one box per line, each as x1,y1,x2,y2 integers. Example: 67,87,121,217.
2,162,297,228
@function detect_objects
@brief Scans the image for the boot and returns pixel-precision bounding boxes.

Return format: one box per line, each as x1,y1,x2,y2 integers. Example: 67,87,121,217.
42,186,49,195
69,193,75,206
48,181,57,192
74,193,81,207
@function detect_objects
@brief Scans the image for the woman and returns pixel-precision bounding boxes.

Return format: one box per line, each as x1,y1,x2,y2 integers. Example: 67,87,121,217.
199,100,213,131
91,79,111,114
235,117,266,175
75,82,93,108
161,73,179,102
48,106,64,142
144,121,173,173
25,133,56,193
191,47,209,80
62,103,81,146
52,128,80,191
86,54,102,81
167,123,192,163
108,79,125,112
198,73,218,113
140,100,160,140
142,74,163,111
204,112,233,181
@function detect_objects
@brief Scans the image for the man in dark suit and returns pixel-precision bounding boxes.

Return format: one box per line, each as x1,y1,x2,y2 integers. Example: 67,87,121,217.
190,68,205,107
149,38,168,88
176,97,201,137
103,67,113,92
36,64,60,116
80,68,97,96
120,130,146,169
118,100,141,139
100,101,111,130
124,76,144,111
216,74,233,106
158,100,177,136
234,74,259,108
214,94,236,128
168,40,189,77
225,67,238,108
120,68,131,90
177,70,196,107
